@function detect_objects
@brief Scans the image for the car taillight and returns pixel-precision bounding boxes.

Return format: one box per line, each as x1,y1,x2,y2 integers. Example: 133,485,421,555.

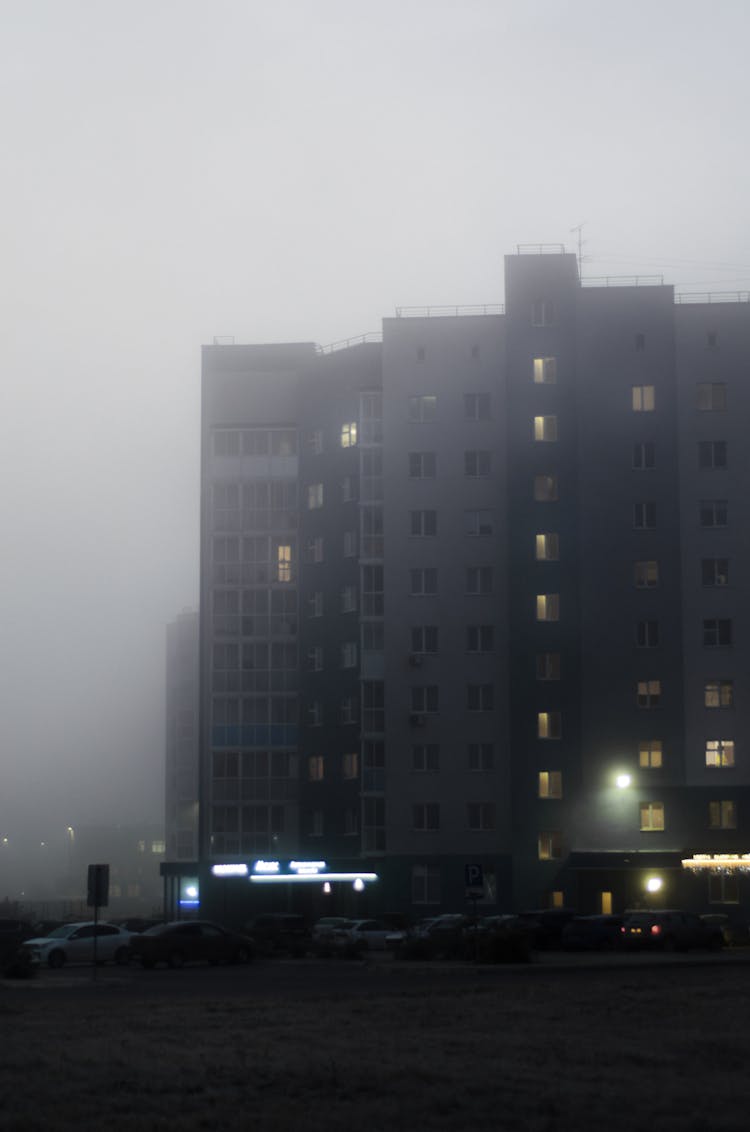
620,926,625,933
651,924,661,935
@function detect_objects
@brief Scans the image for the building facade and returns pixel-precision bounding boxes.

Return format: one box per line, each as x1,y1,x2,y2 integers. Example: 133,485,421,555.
195,247,750,924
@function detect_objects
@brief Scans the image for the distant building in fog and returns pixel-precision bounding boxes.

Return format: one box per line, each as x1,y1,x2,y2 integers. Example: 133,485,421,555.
190,245,750,924
165,609,200,861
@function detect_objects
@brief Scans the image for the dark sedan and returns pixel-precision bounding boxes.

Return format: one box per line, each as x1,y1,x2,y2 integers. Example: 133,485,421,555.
130,920,255,969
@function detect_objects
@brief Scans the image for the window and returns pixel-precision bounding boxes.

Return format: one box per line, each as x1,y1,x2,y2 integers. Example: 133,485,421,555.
410,568,438,596
410,510,437,537
341,421,358,447
343,530,357,557
364,796,385,852
536,653,561,680
307,536,324,563
466,566,493,595
708,874,739,904
538,712,561,739
409,395,437,422
633,442,656,470
533,357,557,384
307,646,323,672
534,415,558,442
412,863,440,904
214,429,240,457
341,475,356,502
412,744,439,772
536,593,560,621
307,483,323,509
535,533,559,561
705,680,733,708
467,625,494,652
465,450,491,477
341,585,357,613
411,625,438,654
538,771,563,799
699,441,727,469
704,619,732,647
709,800,736,829
635,333,645,351
702,558,729,587
363,623,384,651
637,679,661,708
310,810,323,837
636,620,659,648
362,506,383,557
340,696,358,725
308,429,323,454
342,752,358,779
467,802,495,831
706,739,735,768
468,743,494,771
700,499,728,528
697,383,726,411
470,344,480,360
639,740,663,769
532,299,555,326
341,642,357,669
276,544,292,583
344,808,359,836
467,684,494,711
411,686,439,714
409,451,437,478
707,331,718,348
465,509,493,537
464,392,491,420
632,385,655,412
363,565,383,615
634,502,656,529
308,755,324,782
416,346,426,363
538,831,562,860
534,474,558,502
308,701,322,727
634,560,659,588
413,803,440,831
309,591,323,617
640,802,664,831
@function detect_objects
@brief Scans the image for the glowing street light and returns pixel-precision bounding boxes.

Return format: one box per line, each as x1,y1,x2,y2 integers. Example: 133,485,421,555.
615,774,632,789
646,876,663,894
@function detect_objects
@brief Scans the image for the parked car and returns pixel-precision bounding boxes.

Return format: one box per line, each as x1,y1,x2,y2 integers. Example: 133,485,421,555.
311,917,354,942
249,914,311,957
620,910,723,951
0,919,35,975
130,920,254,969
392,914,469,960
561,915,625,951
517,909,578,950
699,913,750,948
21,922,134,969
345,919,393,951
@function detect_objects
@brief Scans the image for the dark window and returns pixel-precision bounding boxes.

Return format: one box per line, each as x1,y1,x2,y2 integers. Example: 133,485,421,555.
704,619,732,647
697,383,727,411
636,620,659,648
634,502,656,529
700,499,728,527
699,441,727,469
633,442,656,470
702,558,729,587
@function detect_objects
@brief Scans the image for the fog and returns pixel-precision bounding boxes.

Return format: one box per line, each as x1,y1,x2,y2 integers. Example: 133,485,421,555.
1,0,749,851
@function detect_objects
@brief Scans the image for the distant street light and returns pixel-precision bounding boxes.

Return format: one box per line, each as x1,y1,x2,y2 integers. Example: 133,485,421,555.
616,774,632,789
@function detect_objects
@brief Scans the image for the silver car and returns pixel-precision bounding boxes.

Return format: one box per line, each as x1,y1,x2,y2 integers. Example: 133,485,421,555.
21,921,133,968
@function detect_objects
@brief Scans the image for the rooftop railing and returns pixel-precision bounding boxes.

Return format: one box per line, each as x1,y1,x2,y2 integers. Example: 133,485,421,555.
316,332,382,355
395,304,504,318
516,243,567,255
581,275,665,288
675,291,750,304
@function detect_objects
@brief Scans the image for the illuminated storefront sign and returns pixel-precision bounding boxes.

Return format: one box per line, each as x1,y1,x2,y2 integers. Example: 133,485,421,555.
682,853,750,873
209,859,378,886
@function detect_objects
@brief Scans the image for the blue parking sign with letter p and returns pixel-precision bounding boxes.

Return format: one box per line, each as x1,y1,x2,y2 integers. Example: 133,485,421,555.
465,863,484,892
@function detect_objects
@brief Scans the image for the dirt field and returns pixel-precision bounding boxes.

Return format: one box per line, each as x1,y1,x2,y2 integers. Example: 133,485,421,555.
2,959,748,1131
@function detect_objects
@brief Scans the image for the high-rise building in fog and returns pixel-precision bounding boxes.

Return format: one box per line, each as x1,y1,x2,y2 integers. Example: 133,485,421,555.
195,246,750,922
165,609,200,862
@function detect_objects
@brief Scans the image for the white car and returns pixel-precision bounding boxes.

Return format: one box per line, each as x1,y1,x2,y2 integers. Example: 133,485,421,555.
345,919,393,951
21,921,134,968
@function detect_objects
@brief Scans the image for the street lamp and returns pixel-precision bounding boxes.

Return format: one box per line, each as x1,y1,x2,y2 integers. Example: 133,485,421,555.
615,773,632,789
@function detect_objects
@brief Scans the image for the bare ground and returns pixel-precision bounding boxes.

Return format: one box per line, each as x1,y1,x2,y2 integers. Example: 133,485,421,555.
1,961,748,1131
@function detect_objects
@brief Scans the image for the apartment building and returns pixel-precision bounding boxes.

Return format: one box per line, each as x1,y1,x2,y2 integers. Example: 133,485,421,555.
195,248,750,924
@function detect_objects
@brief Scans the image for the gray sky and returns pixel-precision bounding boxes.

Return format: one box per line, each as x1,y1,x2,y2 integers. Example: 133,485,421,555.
2,0,749,845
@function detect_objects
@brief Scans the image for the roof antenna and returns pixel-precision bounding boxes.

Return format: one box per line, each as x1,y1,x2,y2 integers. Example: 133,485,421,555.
570,222,586,279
